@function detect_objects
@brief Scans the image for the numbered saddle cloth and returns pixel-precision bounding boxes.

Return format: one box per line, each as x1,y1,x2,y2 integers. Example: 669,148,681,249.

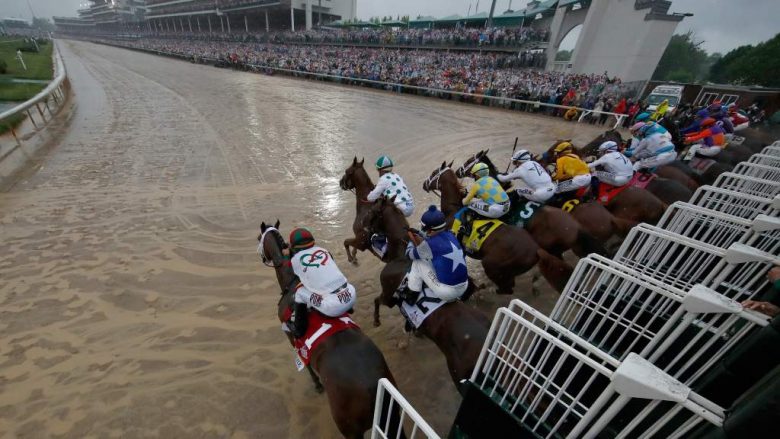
399,287,448,329
597,172,655,205
282,308,359,370
549,187,590,212
503,193,544,228
451,208,502,254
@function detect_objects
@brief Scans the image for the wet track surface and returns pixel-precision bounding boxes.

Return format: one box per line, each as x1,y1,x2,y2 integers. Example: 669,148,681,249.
0,40,610,438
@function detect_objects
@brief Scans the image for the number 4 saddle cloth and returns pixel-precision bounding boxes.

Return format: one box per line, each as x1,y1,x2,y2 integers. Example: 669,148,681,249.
451,207,502,254
282,307,359,370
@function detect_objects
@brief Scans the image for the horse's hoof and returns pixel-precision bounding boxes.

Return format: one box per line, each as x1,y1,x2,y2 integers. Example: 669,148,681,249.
373,319,381,328
397,338,409,350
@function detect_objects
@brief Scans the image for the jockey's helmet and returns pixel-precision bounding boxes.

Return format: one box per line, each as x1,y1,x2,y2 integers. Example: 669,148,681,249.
598,141,618,154
635,112,651,123
554,141,573,155
470,162,490,178
696,109,709,119
512,149,532,163
630,122,646,136
420,205,446,232
289,228,316,252
375,156,394,170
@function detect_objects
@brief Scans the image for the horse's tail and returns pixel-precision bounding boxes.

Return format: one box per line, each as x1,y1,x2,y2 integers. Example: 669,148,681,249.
536,249,574,293
574,229,609,257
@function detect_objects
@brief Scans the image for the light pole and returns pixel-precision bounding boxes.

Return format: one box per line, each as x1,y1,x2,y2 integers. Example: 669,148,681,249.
487,0,497,28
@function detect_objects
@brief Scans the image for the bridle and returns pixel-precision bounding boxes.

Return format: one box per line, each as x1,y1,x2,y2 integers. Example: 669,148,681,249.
341,170,373,204
257,226,287,268
423,166,452,198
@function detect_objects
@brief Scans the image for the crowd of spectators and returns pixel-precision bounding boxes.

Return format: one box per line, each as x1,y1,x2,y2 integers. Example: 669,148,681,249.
109,37,635,115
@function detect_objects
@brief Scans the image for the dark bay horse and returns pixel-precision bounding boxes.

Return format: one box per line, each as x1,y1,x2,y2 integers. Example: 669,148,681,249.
258,221,398,438
363,198,491,389
423,163,574,293
457,150,613,251
538,140,666,227
339,157,377,264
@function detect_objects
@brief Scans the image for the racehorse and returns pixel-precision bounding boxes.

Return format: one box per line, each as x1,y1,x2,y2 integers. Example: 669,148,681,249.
456,151,608,257
339,157,378,264
581,131,697,203
258,221,399,438
536,141,667,227
363,198,491,389
423,162,574,293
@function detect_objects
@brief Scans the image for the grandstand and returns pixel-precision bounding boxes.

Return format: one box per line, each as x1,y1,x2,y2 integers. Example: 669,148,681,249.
54,1,145,32
144,0,357,33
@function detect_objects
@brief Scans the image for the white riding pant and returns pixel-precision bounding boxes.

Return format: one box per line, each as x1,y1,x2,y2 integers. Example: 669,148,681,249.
407,259,468,303
555,174,592,194
515,184,556,203
689,144,722,158
467,199,511,219
396,200,415,217
593,171,633,187
295,283,356,317
634,151,677,170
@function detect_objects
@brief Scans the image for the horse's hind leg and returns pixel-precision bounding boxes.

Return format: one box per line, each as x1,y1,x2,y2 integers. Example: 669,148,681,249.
343,238,359,265
306,365,323,394
373,297,382,327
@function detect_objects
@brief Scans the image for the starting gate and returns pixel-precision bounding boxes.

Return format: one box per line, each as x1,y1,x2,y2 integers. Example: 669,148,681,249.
656,202,780,254
688,185,780,220
469,300,724,439
371,378,440,439
731,162,780,182
748,153,780,167
712,172,780,198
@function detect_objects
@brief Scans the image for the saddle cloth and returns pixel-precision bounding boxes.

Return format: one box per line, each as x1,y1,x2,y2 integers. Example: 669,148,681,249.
282,307,358,370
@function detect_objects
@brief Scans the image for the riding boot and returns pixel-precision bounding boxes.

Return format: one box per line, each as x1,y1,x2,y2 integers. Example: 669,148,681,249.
292,303,309,339
590,177,601,198
397,287,420,306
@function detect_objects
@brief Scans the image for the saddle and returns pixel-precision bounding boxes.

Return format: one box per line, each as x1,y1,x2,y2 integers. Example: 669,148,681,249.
596,172,655,205
549,187,591,212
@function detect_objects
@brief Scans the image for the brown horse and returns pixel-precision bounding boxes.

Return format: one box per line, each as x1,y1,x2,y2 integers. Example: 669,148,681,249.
423,162,574,293
258,221,398,438
339,157,377,264
362,198,491,389
457,150,613,252
538,141,666,227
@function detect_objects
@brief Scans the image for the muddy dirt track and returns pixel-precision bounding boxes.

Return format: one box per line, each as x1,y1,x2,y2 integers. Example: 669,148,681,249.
0,40,611,438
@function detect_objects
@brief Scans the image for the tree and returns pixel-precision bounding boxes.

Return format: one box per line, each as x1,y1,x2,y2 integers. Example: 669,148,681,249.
652,31,708,82
709,33,780,87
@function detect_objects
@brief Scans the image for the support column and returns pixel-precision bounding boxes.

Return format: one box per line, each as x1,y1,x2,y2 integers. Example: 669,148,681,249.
226,14,231,33
197,16,201,32
220,15,224,33
245,15,249,33
179,18,184,33
290,5,295,32
172,19,177,32
265,10,269,32
208,15,212,33
305,0,313,31
166,20,170,32
544,5,567,71
188,16,192,32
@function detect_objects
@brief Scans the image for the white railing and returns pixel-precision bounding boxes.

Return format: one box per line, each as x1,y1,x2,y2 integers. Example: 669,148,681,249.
371,378,440,439
100,43,631,129
613,224,778,302
760,145,780,156
470,300,724,439
549,255,770,385
732,162,780,182
0,40,68,145
712,172,780,198
748,154,780,167
688,186,780,220
656,202,780,254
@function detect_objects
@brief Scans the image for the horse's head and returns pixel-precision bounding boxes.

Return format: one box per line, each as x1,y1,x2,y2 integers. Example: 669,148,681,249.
455,149,488,178
423,161,455,193
258,220,287,268
582,130,625,156
339,157,371,192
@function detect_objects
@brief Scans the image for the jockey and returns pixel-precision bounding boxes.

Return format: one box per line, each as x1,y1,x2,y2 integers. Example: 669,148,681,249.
288,228,356,338
729,105,750,130
367,156,415,217
650,99,669,121
681,109,711,135
462,162,511,219
588,141,635,191
497,149,556,204
625,123,677,171
401,206,469,304
685,117,726,158
552,142,592,195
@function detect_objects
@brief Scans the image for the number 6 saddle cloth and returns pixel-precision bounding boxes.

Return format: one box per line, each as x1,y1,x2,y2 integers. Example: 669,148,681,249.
282,307,359,370
451,207,502,254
